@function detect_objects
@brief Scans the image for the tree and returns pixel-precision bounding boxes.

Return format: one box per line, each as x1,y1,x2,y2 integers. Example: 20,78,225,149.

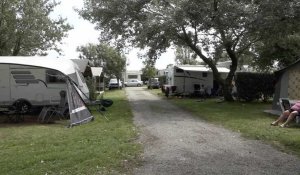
77,43,100,65
79,0,299,101
252,33,300,71
0,0,71,56
175,46,199,65
77,43,126,87
141,61,157,83
250,0,300,71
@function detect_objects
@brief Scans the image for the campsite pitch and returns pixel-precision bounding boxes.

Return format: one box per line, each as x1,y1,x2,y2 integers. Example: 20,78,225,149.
0,90,141,175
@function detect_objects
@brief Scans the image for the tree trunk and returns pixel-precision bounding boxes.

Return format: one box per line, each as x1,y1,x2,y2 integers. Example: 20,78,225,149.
223,77,234,101
223,44,238,102
178,25,236,101
12,37,21,56
116,77,122,89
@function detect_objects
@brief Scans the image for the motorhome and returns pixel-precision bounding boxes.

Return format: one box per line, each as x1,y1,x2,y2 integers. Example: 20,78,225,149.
165,65,229,96
0,57,89,112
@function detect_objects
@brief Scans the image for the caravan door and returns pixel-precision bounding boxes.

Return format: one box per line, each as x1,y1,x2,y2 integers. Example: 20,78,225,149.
0,65,11,105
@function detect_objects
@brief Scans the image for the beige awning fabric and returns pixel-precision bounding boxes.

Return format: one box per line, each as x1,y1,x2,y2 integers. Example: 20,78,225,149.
0,56,79,76
176,65,230,73
71,59,90,73
91,67,103,77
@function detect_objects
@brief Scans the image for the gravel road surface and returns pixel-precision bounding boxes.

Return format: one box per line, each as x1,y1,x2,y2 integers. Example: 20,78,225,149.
126,87,300,175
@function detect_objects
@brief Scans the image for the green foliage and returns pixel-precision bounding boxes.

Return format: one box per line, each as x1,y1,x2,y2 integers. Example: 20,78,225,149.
0,0,71,56
78,43,126,81
85,77,96,100
141,60,157,82
0,90,141,175
78,43,100,65
253,33,300,70
79,0,299,101
175,46,199,65
250,0,300,70
235,72,276,102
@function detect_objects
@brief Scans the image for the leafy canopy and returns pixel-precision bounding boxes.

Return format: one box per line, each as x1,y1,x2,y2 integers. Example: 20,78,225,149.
175,46,199,65
80,0,299,100
0,0,71,56
77,43,126,80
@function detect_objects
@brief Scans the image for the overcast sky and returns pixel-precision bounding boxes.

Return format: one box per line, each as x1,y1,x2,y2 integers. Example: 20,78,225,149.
48,0,175,70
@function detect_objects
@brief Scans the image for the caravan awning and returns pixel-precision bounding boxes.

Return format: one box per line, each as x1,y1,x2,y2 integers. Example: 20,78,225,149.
91,67,103,77
71,59,90,73
0,56,79,76
176,65,230,73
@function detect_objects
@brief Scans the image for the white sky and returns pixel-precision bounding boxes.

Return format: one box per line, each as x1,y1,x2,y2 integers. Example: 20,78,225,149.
48,0,175,71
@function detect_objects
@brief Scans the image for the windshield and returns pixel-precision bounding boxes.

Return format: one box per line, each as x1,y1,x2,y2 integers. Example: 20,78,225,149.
109,79,118,83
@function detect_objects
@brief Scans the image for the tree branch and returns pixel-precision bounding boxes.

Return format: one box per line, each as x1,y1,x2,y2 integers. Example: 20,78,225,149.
177,25,222,83
236,37,261,57
193,22,198,45
12,36,22,56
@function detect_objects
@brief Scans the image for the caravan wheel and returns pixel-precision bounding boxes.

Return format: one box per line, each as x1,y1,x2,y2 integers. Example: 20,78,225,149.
13,100,31,114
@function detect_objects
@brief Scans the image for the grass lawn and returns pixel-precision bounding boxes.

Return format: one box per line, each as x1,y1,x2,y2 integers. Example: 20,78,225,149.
0,90,141,175
149,88,300,157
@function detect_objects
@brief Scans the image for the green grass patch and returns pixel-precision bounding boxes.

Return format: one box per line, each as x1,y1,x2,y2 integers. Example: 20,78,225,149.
0,90,141,175
158,96,300,157
148,88,300,155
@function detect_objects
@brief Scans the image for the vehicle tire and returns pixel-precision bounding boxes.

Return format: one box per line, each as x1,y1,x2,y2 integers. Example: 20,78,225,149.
137,84,141,87
13,100,31,114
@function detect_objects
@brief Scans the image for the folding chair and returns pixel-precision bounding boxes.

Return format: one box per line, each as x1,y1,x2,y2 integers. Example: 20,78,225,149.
38,90,68,123
279,98,291,111
193,84,201,97
279,98,300,124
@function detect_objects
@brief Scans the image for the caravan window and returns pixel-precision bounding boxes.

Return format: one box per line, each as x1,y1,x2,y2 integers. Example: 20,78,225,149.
11,70,39,84
46,70,65,83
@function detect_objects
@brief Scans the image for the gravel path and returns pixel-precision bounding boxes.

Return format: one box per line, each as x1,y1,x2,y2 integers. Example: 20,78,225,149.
126,87,300,175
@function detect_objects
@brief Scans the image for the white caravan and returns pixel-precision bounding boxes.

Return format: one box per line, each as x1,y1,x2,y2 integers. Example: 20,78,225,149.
0,57,89,111
165,65,229,95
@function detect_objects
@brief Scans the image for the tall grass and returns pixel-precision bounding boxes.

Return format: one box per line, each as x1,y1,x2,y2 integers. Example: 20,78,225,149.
0,90,141,175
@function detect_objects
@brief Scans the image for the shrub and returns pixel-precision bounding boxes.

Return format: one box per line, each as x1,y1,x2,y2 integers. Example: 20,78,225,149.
85,77,96,100
235,72,276,102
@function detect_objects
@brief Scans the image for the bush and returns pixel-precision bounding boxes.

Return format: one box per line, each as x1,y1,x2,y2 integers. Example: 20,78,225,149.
85,77,96,100
235,72,276,102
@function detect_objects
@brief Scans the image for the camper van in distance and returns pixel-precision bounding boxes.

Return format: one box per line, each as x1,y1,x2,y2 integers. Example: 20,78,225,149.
165,65,229,96
0,57,89,113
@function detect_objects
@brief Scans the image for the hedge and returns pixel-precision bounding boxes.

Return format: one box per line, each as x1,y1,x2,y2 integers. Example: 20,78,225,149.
235,72,276,102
